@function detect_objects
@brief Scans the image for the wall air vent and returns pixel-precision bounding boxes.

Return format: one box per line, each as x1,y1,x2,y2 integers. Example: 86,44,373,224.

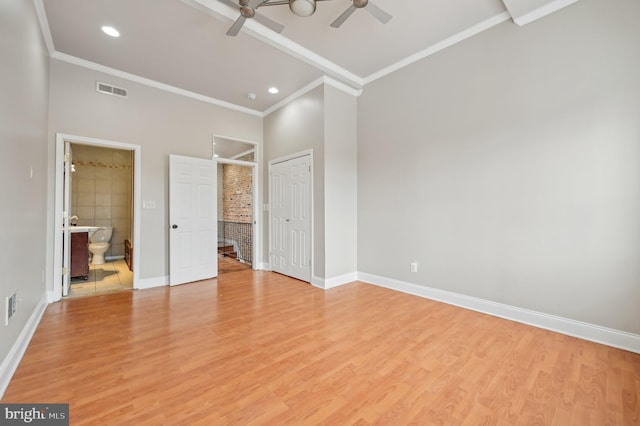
96,81,128,98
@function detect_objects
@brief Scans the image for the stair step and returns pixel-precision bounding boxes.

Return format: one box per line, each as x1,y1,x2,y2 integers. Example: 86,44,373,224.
218,245,237,259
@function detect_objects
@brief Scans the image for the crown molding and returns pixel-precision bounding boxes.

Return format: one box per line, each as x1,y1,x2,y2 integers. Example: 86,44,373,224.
263,75,362,116
35,0,263,116
33,0,54,55
51,52,263,117
323,76,362,97
34,0,575,118
507,0,580,26
364,11,512,85
263,77,325,116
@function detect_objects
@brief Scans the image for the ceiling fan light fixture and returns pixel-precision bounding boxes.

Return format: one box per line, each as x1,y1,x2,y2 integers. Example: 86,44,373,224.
240,5,256,18
289,0,316,17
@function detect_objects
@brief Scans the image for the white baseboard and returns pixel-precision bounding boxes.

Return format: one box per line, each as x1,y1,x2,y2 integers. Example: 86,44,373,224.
256,262,270,271
135,275,168,290
358,272,640,354
311,272,358,289
0,294,48,398
311,275,324,289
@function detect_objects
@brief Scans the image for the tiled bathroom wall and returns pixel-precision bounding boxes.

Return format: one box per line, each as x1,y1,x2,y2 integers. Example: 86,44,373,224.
71,144,133,258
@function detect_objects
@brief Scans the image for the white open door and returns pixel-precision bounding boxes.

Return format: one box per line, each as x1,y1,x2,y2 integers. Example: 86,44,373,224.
169,155,217,286
270,155,311,282
62,142,72,296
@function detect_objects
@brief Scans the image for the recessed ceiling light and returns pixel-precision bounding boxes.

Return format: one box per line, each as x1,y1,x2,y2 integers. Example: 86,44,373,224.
101,26,120,38
268,87,279,94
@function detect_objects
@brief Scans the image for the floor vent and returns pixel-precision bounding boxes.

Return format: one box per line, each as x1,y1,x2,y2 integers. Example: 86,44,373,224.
96,81,128,98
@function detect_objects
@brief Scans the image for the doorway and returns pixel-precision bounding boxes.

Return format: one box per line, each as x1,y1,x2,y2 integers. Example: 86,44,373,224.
213,135,259,274
66,144,134,297
53,134,141,301
218,156,253,273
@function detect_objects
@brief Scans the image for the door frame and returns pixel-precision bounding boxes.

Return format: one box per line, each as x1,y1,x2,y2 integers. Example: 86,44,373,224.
52,133,141,301
213,134,260,269
268,149,314,280
62,142,72,296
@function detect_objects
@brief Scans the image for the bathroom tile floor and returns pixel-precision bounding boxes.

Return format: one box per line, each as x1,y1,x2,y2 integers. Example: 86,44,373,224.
68,259,133,298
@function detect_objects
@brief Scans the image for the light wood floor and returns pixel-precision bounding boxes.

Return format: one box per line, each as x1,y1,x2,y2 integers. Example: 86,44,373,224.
3,270,639,425
218,254,252,274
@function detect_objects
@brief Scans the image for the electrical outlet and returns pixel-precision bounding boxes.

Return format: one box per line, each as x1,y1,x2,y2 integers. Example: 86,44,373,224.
410,261,418,273
5,291,17,325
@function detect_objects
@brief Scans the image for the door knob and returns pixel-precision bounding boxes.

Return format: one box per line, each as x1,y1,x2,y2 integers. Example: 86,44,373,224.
172,224,178,229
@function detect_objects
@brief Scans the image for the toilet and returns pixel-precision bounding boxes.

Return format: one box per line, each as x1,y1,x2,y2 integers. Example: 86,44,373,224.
89,227,113,265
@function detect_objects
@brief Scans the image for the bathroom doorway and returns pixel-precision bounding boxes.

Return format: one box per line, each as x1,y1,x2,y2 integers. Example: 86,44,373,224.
66,144,133,297
53,134,141,300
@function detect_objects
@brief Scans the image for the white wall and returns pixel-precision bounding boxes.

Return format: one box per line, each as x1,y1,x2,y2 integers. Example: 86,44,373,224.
263,86,326,277
0,0,49,386
324,85,358,280
358,0,640,334
47,60,263,285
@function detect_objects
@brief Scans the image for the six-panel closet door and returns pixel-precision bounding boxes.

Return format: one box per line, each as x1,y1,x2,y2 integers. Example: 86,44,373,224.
270,155,311,282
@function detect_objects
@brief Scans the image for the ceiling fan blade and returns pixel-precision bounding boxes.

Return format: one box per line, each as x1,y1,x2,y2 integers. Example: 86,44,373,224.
254,12,285,33
365,2,392,24
226,16,247,36
330,5,357,28
248,0,263,7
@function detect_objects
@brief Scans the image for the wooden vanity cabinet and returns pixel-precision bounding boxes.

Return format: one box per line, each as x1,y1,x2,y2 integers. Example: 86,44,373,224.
125,239,133,271
71,232,89,279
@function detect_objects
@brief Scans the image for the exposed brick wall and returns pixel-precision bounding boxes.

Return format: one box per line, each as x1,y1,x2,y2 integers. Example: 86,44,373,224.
222,153,253,223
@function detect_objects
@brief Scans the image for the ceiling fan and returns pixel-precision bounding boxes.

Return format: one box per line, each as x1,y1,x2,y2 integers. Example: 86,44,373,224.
217,0,392,36
331,0,392,28
217,0,284,36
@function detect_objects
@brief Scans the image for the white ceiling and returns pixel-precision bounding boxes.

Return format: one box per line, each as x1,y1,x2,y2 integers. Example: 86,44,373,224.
38,0,568,114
